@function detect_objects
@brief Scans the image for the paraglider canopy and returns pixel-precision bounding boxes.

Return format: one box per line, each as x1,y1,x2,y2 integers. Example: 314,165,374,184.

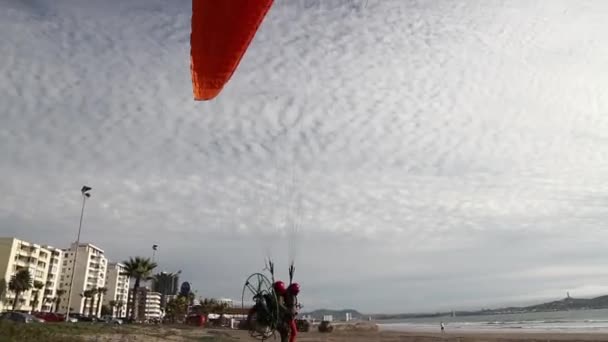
190,0,274,101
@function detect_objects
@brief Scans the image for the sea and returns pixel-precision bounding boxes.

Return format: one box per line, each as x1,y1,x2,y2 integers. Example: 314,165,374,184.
377,309,608,333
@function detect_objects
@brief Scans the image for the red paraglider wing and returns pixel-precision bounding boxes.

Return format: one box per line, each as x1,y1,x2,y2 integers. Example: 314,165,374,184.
190,0,274,101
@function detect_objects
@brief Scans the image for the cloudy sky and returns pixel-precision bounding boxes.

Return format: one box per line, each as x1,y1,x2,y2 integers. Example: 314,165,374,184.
3,0,608,314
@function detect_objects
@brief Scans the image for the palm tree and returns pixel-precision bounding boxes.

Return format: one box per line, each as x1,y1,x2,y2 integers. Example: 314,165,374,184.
87,288,97,317
30,281,44,312
109,300,117,317
199,298,218,316
0,279,6,312
0,278,6,302
122,257,157,320
9,269,33,311
79,292,87,314
95,287,107,317
116,300,125,318
54,289,66,313
80,290,94,316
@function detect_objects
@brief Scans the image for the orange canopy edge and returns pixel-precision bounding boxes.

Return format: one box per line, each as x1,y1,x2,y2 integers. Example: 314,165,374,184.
190,0,274,101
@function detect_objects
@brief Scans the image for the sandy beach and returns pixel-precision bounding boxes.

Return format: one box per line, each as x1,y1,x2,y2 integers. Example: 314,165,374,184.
215,327,608,342
78,323,608,342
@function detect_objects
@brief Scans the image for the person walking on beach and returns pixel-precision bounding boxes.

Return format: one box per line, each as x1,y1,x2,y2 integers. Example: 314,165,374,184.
440,321,445,334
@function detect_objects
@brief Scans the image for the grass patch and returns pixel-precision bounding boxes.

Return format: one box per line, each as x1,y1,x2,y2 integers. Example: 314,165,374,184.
0,321,85,342
0,321,220,342
0,321,144,342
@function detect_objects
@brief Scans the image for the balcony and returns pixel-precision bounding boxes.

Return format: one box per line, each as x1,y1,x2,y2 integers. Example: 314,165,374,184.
14,256,37,265
19,245,37,254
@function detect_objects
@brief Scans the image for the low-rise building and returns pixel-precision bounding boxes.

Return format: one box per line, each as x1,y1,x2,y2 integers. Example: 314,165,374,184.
135,287,162,321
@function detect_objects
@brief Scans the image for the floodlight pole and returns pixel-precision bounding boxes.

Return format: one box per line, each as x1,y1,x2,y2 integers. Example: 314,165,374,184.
65,186,92,322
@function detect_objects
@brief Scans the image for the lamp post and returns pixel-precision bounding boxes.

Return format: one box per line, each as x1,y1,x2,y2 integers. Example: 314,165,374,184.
65,186,92,322
151,244,159,290
152,244,158,263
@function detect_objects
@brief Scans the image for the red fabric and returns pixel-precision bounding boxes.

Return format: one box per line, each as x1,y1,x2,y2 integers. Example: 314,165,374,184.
289,319,297,342
288,283,300,295
190,0,274,100
274,280,287,295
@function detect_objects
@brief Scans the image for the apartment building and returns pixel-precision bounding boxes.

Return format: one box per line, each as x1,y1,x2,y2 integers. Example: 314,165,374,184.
57,242,107,316
0,237,59,313
104,262,130,317
40,245,63,313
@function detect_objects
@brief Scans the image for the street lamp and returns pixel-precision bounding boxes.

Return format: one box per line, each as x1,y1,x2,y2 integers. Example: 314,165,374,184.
65,186,92,322
152,244,158,263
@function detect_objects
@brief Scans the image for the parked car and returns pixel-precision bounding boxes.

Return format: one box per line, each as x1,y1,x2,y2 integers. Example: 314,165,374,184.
186,313,207,327
100,315,123,325
34,312,65,322
318,320,333,333
0,312,45,323
296,319,310,332
70,314,98,322
61,314,79,323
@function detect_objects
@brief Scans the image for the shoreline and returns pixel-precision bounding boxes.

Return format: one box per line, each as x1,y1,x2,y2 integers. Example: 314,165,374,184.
303,322,608,341
378,322,608,334
376,330,608,341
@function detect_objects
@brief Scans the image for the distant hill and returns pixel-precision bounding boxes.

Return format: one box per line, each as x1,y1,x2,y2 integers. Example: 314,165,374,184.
301,295,608,321
373,294,608,320
301,308,364,320
517,295,608,312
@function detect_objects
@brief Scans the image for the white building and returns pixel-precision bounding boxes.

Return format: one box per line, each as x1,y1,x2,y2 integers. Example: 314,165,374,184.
104,262,130,317
216,298,234,307
0,237,58,313
135,288,162,321
57,243,107,316
40,245,63,313
144,291,162,320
